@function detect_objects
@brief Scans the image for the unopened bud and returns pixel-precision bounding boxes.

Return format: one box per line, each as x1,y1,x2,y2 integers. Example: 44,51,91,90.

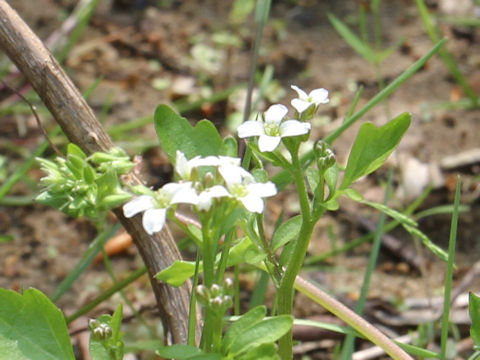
223,278,234,292
196,285,210,305
88,319,99,330
222,295,233,309
313,141,336,172
204,172,215,187
209,296,223,309
210,284,221,297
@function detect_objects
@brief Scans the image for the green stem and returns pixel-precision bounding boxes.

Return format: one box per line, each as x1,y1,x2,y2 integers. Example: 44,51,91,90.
277,151,314,359
188,251,200,347
256,213,282,283
216,230,234,284
201,220,215,287
199,217,219,352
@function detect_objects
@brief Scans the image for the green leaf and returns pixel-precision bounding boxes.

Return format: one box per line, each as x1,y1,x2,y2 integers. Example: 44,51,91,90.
221,135,238,157
218,207,246,238
340,113,411,190
251,168,268,183
156,344,204,359
67,143,86,159
227,315,293,357
154,105,222,161
324,163,339,200
89,341,110,360
403,224,448,262
271,215,302,252
470,293,480,347
155,260,196,287
305,167,319,193
237,343,279,360
360,199,417,227
228,236,266,266
222,306,267,355
0,288,75,360
156,236,265,287
110,304,123,346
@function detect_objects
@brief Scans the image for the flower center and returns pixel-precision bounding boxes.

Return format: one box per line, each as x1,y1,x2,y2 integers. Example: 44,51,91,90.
154,190,171,208
264,123,281,137
230,183,249,198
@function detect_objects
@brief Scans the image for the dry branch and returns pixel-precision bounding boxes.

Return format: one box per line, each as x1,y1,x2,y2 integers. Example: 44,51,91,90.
0,1,197,344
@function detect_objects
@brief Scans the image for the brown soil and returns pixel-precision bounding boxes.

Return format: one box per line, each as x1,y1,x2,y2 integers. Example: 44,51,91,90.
1,0,479,359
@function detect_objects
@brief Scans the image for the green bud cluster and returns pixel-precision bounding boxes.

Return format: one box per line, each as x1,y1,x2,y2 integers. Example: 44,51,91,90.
196,278,234,312
313,140,336,172
89,319,113,341
36,144,133,220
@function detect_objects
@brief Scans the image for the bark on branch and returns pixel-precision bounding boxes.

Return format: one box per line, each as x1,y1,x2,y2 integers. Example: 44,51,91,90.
0,1,197,344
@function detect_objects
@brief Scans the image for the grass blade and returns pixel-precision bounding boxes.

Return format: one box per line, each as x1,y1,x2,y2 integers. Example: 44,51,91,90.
324,38,446,144
51,224,120,302
440,176,461,359
416,0,477,105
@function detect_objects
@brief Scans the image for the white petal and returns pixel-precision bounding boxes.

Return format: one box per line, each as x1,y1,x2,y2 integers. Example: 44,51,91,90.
310,88,329,104
189,156,220,167
175,151,191,179
196,196,213,211
247,182,277,198
291,85,308,100
162,182,186,194
123,195,154,218
237,121,265,138
258,135,281,152
240,194,264,213
197,185,230,211
204,185,230,198
219,164,248,185
218,156,241,167
264,104,288,123
280,120,311,137
142,208,167,234
291,98,312,113
170,184,199,205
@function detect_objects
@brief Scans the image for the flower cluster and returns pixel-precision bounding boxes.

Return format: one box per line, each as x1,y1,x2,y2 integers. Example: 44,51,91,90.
196,278,234,311
123,151,277,235
36,144,133,220
237,85,329,152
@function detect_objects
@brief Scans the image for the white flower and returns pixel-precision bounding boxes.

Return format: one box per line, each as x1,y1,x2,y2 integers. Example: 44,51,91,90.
123,182,198,234
196,185,230,211
189,155,241,168
219,165,277,213
175,151,196,180
237,104,311,152
176,151,242,180
291,85,329,113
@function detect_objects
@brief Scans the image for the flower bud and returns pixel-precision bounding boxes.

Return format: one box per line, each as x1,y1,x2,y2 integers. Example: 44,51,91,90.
209,296,224,309
222,295,233,309
204,172,215,188
223,278,234,292
88,319,99,330
210,283,221,297
196,285,210,305
313,140,336,172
